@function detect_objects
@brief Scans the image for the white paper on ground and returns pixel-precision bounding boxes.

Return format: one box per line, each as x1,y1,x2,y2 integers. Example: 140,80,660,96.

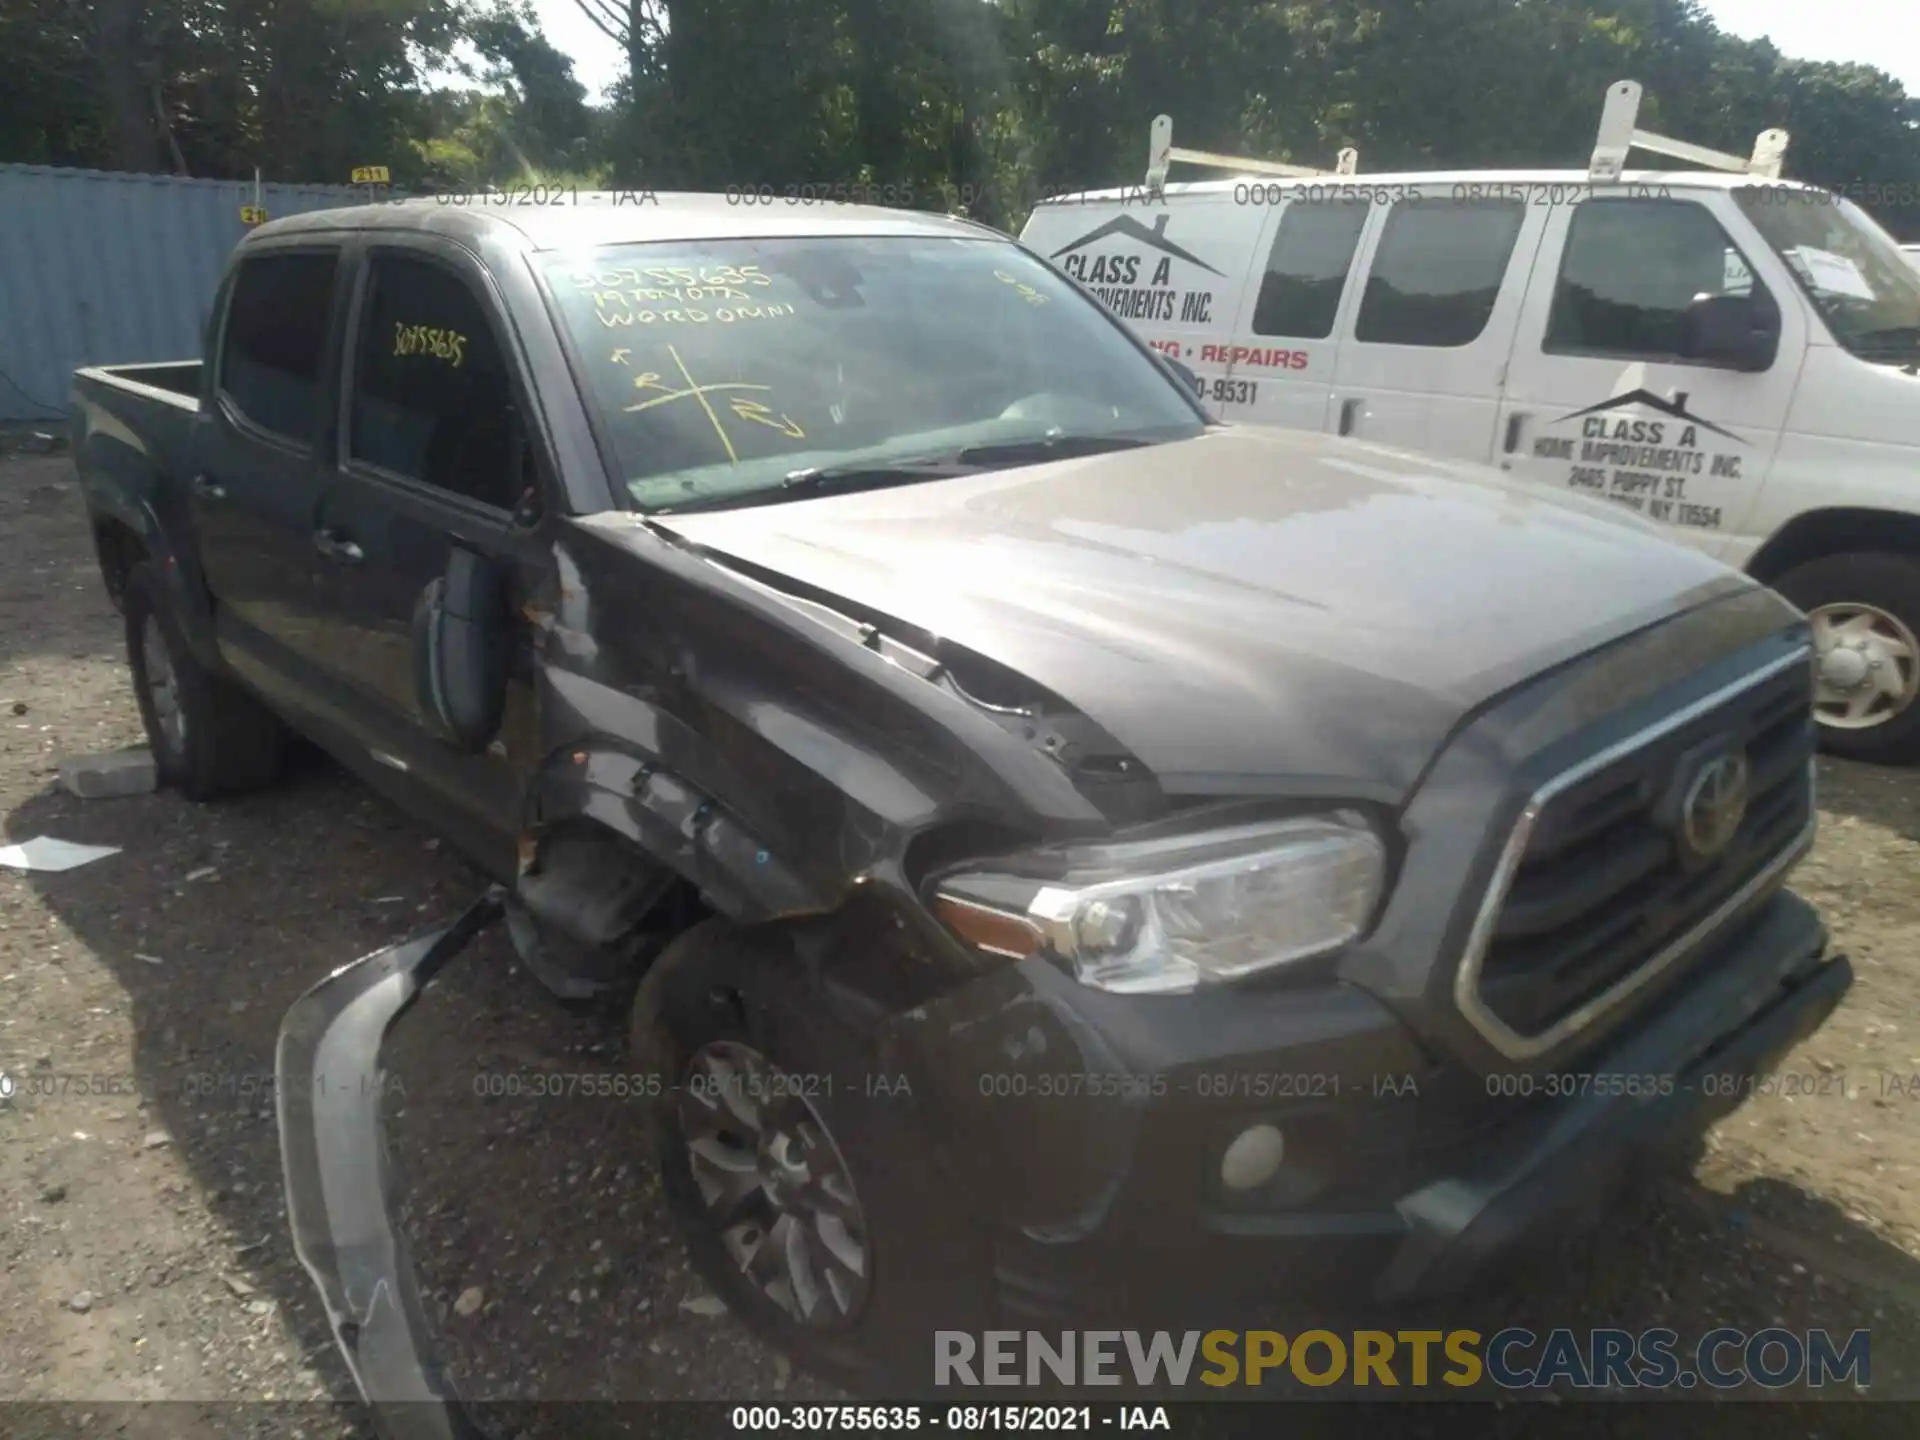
0,836,123,872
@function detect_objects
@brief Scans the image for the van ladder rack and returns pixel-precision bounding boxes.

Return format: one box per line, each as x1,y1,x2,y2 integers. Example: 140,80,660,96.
1143,81,1787,195
1589,79,1788,182
1146,115,1358,193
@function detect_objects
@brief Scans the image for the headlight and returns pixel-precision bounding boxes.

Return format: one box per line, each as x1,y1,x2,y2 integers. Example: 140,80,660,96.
930,812,1386,995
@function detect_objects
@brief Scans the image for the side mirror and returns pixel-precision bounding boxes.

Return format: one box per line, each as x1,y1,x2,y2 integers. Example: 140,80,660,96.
1679,292,1778,372
411,547,510,751
1158,352,1203,396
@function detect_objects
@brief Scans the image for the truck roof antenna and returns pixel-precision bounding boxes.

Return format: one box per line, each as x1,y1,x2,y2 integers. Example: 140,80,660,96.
1146,115,1358,195
1588,80,1789,182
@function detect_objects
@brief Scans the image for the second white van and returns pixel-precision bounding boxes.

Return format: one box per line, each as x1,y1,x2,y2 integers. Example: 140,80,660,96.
1022,81,1920,763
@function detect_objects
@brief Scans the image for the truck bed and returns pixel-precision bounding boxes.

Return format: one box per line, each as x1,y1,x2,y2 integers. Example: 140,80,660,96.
71,362,204,556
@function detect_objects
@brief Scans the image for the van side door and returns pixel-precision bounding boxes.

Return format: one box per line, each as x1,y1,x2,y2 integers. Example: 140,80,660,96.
188,244,348,715
1212,188,1372,432
1329,186,1552,461
1025,196,1264,419
1494,192,1805,560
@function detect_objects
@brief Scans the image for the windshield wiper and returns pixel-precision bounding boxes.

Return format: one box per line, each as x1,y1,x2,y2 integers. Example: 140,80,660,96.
649,456,971,515
778,454,977,497
649,434,1165,515
954,433,1157,466
783,434,1157,493
1852,325,1920,369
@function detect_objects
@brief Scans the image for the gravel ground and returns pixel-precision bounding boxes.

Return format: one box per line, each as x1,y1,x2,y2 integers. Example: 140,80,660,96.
3,451,1920,1437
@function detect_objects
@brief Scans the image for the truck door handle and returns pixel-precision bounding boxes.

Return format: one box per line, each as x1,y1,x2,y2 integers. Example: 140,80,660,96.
1504,412,1529,454
313,530,364,565
1337,398,1360,437
190,474,227,501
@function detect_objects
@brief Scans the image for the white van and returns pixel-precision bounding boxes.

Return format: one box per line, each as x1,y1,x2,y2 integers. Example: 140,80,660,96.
1022,81,1920,763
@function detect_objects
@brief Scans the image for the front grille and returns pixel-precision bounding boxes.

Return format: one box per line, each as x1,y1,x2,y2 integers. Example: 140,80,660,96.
1460,648,1815,1056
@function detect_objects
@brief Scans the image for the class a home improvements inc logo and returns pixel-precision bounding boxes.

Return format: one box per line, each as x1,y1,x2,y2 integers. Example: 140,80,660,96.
1555,388,1745,445
1536,386,1751,532
1048,214,1224,324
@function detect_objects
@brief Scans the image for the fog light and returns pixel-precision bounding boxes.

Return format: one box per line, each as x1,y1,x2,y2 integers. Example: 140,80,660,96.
1219,1124,1286,1191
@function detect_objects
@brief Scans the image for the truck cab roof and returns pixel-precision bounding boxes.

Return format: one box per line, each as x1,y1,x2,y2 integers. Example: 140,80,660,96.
248,191,1002,252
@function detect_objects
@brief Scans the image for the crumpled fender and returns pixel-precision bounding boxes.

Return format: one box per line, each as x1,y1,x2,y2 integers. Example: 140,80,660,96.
276,893,503,1440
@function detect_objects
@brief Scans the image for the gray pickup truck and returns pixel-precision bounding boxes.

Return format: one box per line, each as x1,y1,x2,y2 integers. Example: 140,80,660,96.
72,194,1848,1431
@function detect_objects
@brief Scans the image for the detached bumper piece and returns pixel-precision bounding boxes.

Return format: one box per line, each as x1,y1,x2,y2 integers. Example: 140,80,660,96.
276,892,504,1440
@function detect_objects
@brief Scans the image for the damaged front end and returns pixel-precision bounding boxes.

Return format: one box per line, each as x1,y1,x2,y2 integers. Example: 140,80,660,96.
275,891,505,1440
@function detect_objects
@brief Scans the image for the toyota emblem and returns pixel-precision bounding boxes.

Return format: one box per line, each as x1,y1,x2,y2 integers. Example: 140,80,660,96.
1679,750,1750,861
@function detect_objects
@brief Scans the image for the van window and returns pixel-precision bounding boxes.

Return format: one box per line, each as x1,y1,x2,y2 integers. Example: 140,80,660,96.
348,254,520,510
1546,199,1771,361
218,252,339,443
1353,199,1525,347
1252,200,1369,339
1732,188,1920,366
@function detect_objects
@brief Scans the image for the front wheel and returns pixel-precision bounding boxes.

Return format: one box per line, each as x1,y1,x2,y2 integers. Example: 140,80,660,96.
1774,552,1920,765
629,921,995,1394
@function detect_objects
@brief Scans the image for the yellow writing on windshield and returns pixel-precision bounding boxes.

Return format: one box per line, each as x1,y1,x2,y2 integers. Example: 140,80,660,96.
594,301,795,327
994,269,1049,306
622,344,806,463
728,398,806,439
569,264,772,290
594,286,753,306
393,323,467,367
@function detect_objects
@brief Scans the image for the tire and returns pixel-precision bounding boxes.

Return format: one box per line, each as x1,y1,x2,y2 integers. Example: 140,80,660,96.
124,561,287,800
630,920,996,1395
1774,552,1920,765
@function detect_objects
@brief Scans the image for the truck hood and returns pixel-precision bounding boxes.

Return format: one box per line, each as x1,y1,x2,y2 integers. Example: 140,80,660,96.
652,427,1749,797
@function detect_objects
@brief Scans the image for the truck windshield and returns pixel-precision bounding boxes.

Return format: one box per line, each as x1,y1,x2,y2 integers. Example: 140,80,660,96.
539,235,1205,513
1732,188,1920,364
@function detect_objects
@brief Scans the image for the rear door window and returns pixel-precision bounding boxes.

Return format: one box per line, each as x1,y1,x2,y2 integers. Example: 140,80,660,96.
347,253,520,511
1252,200,1370,339
217,252,339,443
1353,199,1526,347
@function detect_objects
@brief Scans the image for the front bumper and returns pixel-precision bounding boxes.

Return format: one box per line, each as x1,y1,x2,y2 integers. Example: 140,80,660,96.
1379,894,1847,1301
275,882,1845,1426
982,890,1850,1317
275,892,503,1440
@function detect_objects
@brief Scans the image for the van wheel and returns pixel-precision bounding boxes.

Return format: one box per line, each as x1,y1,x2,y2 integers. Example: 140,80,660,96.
1774,553,1920,764
124,562,287,800
630,920,995,1394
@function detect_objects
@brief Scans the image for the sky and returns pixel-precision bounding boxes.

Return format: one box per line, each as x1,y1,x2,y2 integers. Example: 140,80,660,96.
524,0,1920,106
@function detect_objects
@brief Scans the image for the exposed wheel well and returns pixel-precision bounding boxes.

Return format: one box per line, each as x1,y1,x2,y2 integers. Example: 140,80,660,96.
1747,509,1920,585
518,818,713,955
92,519,148,613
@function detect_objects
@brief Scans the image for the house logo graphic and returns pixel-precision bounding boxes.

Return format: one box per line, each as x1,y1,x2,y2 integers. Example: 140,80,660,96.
1047,214,1224,277
1555,389,1744,444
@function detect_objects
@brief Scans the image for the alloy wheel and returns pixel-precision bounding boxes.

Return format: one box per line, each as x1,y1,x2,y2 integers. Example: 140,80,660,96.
679,1039,870,1327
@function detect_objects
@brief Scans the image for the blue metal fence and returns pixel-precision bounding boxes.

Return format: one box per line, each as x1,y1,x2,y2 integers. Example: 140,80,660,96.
0,165,363,422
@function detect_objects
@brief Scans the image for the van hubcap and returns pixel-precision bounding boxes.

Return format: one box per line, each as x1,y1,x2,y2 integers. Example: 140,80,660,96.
679,1040,869,1327
1810,602,1919,730
141,616,187,754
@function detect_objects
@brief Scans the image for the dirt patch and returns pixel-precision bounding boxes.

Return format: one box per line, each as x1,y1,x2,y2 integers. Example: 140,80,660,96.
2,453,1917,1437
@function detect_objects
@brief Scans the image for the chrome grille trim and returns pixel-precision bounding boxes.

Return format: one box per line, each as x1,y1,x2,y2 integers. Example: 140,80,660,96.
1453,645,1815,1062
